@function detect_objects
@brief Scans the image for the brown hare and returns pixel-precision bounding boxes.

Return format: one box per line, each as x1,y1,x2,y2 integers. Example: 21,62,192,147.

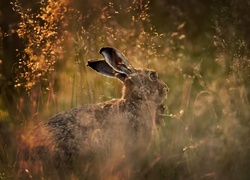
17,47,169,179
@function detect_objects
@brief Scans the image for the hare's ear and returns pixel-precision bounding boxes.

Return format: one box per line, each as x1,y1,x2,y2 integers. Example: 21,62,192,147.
87,59,126,82
99,47,136,75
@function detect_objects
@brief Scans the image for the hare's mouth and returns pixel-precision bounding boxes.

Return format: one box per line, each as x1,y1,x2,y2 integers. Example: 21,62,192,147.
159,87,168,100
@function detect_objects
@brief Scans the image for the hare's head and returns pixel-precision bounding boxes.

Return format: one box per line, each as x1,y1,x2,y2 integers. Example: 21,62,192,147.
88,47,169,104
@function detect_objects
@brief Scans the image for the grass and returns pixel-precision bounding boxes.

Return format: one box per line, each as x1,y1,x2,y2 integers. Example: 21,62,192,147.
1,0,250,179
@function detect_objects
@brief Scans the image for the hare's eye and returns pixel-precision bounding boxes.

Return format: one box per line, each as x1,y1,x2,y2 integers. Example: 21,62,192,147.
149,72,158,81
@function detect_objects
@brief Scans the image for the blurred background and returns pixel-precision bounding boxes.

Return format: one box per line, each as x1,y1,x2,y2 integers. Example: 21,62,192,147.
0,0,250,179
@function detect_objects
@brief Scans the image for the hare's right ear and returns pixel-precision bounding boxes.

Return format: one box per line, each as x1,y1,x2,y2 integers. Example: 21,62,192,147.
99,47,136,75
87,60,126,82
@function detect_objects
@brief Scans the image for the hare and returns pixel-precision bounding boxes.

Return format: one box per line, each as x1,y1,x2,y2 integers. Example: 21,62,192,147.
17,47,169,179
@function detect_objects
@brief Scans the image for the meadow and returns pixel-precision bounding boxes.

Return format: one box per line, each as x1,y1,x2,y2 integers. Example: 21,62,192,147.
0,0,250,179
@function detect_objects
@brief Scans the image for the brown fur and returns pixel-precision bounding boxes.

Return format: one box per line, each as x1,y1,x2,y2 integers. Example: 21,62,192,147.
17,47,169,179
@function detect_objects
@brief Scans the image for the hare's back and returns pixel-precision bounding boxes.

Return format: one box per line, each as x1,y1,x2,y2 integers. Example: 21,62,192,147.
43,104,114,151
44,106,97,145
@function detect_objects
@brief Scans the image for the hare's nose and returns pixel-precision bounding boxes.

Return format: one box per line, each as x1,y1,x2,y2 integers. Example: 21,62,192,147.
164,86,169,93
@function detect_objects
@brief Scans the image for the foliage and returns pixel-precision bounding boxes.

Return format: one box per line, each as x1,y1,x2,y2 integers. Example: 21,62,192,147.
12,0,74,91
